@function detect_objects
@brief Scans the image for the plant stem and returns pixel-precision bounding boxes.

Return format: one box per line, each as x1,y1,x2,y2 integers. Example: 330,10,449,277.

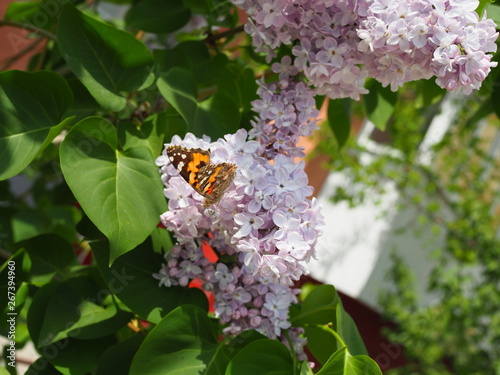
284,331,298,375
0,20,56,40
327,325,347,348
205,24,245,44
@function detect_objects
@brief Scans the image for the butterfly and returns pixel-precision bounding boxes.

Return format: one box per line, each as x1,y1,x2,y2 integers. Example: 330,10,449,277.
166,145,237,207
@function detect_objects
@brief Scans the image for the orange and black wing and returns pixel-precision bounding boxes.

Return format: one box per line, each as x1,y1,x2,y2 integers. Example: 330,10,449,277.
166,145,236,206
197,163,237,206
166,145,210,189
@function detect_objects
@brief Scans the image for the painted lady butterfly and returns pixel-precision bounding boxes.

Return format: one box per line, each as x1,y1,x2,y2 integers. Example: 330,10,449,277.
166,145,237,207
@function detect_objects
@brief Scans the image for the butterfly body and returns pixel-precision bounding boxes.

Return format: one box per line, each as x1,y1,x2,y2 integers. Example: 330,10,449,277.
166,145,237,207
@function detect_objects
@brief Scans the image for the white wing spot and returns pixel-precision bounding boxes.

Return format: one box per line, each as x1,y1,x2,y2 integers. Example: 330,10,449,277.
199,175,209,185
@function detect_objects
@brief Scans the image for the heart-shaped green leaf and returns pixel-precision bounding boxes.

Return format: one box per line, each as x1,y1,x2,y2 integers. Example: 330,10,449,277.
125,0,191,34
60,117,167,262
156,41,229,87
225,339,294,375
65,77,100,122
300,361,315,375
315,347,382,375
4,1,57,31
49,336,118,375
92,239,207,323
11,206,81,244
364,80,397,131
96,335,145,375
335,303,368,356
304,325,340,365
35,275,132,346
157,67,240,140
130,305,218,375
291,284,340,326
0,70,73,180
328,98,352,149
57,4,154,111
19,234,76,285
117,112,168,158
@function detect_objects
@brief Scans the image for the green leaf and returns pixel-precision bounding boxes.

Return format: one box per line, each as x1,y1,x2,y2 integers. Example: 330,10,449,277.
4,0,59,33
158,68,240,140
35,275,132,346
65,77,100,122
217,64,258,114
206,330,267,375
225,339,294,375
155,41,228,86
364,80,397,130
47,336,117,375
335,304,368,356
130,305,218,375
25,358,61,375
294,285,368,358
158,68,197,120
4,1,39,22
304,325,339,365
315,347,382,375
0,206,14,251
478,0,496,17
125,0,191,34
92,239,208,323
291,284,340,327
328,98,352,148
11,206,81,244
150,226,173,255
300,361,315,375
0,70,73,180
414,79,445,108
60,117,167,262
155,41,228,87
163,106,188,141
57,4,154,111
27,282,58,348
198,91,241,138
19,234,76,285
117,112,168,158
96,334,145,375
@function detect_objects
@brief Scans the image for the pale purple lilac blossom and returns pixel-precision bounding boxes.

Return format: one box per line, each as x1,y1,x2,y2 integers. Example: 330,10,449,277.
234,0,498,96
154,126,324,358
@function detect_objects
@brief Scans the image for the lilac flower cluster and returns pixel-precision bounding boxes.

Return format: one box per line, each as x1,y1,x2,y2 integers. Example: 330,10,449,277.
234,0,498,97
357,0,498,94
251,59,319,159
154,128,323,355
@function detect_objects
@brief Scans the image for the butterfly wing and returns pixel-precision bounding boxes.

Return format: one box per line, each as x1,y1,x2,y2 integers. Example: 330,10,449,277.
166,145,236,206
166,146,210,192
197,163,237,206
